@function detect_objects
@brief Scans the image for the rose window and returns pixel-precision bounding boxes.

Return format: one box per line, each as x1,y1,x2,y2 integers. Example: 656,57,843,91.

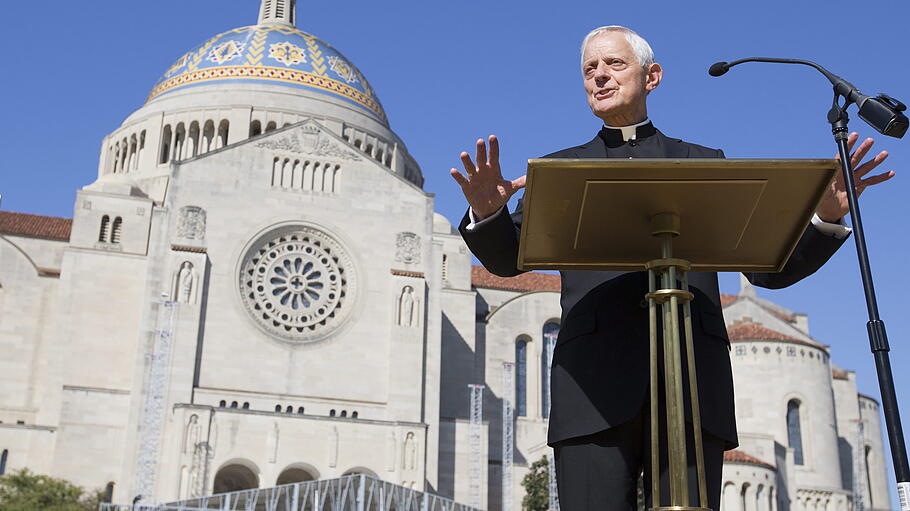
239,226,355,342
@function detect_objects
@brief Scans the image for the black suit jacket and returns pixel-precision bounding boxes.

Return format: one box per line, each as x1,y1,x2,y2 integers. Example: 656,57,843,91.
459,128,846,448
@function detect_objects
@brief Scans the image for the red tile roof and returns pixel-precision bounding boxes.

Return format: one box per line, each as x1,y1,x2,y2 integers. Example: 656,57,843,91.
727,322,802,342
471,266,560,292
0,211,72,241
724,450,774,469
720,294,738,307
832,367,850,380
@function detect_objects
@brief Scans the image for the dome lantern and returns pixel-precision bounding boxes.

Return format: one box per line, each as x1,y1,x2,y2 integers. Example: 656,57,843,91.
258,0,296,27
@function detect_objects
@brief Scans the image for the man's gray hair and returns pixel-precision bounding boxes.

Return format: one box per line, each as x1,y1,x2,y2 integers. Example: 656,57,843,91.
580,26,655,70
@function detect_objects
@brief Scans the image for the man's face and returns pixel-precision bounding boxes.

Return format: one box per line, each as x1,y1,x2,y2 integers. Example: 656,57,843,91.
581,32,661,125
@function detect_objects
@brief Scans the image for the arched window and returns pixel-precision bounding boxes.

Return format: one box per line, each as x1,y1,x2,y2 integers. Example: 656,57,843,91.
285,406,293,414
340,410,347,418
0,449,7,476
174,123,186,161
110,217,123,244
188,121,200,158
159,125,172,164
542,322,559,419
329,409,336,417
219,400,226,407
202,120,215,153
786,399,805,465
99,215,110,242
351,411,358,418
274,405,282,412
103,482,114,503
515,338,528,417
250,120,262,137
297,407,304,414
217,120,230,148
265,121,277,133
230,401,238,408
242,402,250,410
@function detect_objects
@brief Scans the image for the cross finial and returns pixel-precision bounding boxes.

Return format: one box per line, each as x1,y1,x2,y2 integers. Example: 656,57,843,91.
258,0,297,27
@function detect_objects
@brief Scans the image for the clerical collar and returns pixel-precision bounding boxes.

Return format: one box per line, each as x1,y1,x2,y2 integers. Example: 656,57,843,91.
599,119,656,147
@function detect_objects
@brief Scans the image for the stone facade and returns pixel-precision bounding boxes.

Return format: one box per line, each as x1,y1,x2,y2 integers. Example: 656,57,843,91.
0,3,891,510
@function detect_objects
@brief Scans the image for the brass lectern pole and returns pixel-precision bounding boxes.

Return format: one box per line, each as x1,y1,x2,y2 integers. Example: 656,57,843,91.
645,212,709,511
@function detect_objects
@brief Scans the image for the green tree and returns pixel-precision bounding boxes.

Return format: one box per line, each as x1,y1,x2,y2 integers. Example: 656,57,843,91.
520,455,550,511
0,468,104,511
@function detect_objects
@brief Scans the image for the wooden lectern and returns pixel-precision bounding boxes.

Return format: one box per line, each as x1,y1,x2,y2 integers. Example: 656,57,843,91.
518,158,839,511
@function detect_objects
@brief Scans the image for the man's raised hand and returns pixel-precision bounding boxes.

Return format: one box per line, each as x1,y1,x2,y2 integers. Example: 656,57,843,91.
815,132,895,223
449,135,527,220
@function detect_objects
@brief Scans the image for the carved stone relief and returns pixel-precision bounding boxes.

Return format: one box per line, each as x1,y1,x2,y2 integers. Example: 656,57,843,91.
177,206,206,241
395,232,421,264
256,124,361,161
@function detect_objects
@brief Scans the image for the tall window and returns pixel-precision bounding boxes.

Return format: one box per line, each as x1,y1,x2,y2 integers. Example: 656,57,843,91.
110,217,123,244
787,399,805,465
0,449,7,476
864,445,874,507
542,323,559,418
99,215,110,242
515,338,528,417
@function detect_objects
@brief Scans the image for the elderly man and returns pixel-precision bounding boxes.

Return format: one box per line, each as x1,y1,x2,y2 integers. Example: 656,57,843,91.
450,26,893,511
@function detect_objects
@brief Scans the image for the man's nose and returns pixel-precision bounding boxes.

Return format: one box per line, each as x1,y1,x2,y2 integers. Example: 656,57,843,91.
594,63,611,83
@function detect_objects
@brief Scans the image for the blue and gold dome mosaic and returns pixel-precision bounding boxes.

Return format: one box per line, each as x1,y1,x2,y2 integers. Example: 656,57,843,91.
149,25,387,124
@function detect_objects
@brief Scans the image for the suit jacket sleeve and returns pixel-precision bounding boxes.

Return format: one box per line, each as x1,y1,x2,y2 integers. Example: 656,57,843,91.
743,222,847,289
458,199,527,277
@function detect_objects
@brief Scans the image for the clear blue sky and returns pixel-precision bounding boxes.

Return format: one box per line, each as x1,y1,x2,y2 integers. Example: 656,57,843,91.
1,0,908,506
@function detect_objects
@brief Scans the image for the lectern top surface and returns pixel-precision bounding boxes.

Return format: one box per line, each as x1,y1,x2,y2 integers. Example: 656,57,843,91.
517,158,839,272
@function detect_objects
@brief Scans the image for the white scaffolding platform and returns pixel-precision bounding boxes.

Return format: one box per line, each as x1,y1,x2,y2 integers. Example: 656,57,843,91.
468,384,485,510
543,331,559,511
501,363,514,511
101,474,480,511
134,296,179,502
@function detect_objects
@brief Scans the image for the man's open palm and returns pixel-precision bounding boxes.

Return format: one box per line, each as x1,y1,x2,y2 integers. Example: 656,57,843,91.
450,135,526,220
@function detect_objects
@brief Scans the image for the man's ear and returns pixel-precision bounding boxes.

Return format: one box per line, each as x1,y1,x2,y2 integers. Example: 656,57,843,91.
645,62,663,92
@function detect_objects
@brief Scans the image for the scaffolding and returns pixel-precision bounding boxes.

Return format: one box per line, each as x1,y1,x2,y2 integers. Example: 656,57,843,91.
101,474,480,511
543,331,559,511
468,384,485,510
853,418,867,511
501,363,514,511
134,295,179,503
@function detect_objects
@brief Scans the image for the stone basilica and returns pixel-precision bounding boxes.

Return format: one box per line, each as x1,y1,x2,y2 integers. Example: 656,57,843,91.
0,1,893,510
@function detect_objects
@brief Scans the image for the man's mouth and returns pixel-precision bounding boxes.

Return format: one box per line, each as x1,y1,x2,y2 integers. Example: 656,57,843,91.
594,89,617,99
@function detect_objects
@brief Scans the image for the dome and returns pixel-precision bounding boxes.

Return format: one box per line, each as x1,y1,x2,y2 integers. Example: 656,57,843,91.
147,24,387,125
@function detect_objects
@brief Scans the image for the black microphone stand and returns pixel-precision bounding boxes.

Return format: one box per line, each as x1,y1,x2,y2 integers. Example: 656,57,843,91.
827,98,909,507
711,57,909,507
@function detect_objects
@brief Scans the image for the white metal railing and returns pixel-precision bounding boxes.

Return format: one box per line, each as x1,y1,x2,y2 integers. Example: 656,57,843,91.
100,474,479,511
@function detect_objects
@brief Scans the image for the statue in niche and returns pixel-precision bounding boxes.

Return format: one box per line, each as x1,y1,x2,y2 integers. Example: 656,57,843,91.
183,414,200,454
174,262,195,304
402,432,417,471
177,205,206,241
328,427,339,468
397,286,418,327
395,232,420,264
386,431,396,472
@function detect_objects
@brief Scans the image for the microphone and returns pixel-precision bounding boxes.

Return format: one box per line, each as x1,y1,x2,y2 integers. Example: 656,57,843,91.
708,57,908,138
707,62,729,77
